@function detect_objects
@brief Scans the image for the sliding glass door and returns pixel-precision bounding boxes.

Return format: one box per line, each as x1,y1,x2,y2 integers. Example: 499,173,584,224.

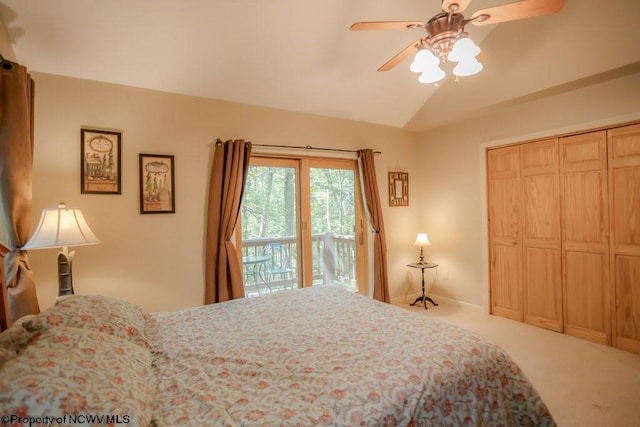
238,156,367,296
304,159,364,292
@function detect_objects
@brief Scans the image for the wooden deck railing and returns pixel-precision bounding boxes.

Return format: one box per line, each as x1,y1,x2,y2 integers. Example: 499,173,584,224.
241,233,356,295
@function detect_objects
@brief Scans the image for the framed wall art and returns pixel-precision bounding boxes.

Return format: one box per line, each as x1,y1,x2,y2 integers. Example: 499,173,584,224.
388,171,409,207
139,153,175,214
81,128,122,194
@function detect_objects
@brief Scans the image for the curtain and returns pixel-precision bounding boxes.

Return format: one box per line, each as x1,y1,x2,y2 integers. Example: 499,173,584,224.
204,139,252,304
0,243,10,331
358,149,390,303
0,59,40,322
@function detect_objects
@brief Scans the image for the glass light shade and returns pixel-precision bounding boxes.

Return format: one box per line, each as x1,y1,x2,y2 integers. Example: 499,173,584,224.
414,233,431,247
23,203,100,250
453,58,483,77
410,49,439,73
418,65,446,84
448,37,481,63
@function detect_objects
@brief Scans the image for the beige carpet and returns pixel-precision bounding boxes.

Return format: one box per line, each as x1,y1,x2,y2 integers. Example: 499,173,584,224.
397,299,640,427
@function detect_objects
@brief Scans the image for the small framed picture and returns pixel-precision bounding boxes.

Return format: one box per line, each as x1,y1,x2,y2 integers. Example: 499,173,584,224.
81,129,121,194
388,172,409,207
139,153,175,214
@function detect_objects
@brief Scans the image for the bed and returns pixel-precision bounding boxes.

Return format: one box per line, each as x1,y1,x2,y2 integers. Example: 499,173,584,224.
0,281,554,426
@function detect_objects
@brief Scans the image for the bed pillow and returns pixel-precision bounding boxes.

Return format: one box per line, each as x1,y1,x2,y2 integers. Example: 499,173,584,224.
0,316,38,366
0,325,155,426
22,294,152,349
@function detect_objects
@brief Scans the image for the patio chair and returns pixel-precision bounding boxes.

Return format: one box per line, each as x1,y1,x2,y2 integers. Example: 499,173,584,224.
263,243,294,291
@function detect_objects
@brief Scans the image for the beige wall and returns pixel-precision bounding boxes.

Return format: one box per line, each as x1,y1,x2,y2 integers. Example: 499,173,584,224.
416,71,640,309
19,70,640,313
27,72,421,312
0,14,15,61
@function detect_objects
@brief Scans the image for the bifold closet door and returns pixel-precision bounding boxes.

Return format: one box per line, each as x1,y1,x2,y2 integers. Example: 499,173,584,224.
560,131,610,345
488,145,523,321
608,124,640,354
521,139,562,332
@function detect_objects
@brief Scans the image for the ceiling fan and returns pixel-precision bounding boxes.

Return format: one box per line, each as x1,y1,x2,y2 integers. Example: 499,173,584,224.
350,0,566,83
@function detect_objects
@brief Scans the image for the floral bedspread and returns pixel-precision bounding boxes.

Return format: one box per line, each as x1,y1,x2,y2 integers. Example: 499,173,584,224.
149,286,554,426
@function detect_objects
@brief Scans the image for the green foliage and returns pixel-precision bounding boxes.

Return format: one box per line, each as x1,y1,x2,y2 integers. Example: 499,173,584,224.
241,165,355,239
310,168,355,235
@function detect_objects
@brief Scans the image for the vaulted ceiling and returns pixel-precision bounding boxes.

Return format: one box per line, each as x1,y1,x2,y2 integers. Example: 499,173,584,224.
1,0,639,132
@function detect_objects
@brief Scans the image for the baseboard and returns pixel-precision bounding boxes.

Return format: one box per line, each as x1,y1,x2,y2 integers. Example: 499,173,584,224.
391,292,423,307
429,294,484,312
392,292,484,312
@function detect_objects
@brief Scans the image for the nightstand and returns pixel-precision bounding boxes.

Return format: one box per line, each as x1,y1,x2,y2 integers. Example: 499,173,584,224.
407,262,439,309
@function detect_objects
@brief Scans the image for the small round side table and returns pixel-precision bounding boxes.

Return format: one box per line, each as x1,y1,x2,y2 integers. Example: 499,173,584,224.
406,262,439,309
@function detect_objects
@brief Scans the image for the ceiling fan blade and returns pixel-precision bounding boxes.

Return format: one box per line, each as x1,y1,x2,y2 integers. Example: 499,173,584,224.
350,21,425,31
470,0,566,26
441,0,473,14
377,40,420,72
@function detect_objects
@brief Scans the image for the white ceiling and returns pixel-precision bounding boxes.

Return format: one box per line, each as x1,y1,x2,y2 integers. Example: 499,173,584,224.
1,0,639,132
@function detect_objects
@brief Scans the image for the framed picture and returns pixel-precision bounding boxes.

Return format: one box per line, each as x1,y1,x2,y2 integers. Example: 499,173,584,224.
81,129,122,194
139,153,175,214
388,172,409,207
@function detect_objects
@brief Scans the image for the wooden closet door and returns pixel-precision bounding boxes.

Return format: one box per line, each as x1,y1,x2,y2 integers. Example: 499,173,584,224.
522,139,563,332
608,124,640,354
560,131,610,345
488,145,523,321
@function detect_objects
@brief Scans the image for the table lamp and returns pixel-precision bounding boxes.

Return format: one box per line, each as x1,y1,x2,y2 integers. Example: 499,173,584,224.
414,232,431,264
22,202,100,296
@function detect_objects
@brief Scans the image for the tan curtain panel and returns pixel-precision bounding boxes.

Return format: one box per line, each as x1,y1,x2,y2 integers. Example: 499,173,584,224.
0,243,10,331
204,139,252,304
358,149,390,303
0,59,40,322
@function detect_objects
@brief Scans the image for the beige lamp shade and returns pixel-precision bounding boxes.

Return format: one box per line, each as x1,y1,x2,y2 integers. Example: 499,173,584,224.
23,203,100,250
414,233,431,247
22,202,99,297
414,232,431,264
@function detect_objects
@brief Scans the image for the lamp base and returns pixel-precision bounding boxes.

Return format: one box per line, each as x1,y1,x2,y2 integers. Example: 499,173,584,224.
417,247,426,264
57,252,74,296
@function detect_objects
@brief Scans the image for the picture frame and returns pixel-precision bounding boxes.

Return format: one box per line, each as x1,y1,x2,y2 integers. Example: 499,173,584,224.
388,172,409,207
81,129,122,194
139,153,175,214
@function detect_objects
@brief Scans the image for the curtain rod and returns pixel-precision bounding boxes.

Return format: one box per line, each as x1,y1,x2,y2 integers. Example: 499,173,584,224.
251,143,381,155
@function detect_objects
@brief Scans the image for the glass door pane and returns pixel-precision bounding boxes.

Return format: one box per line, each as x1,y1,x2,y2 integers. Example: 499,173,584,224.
240,159,299,296
308,164,358,292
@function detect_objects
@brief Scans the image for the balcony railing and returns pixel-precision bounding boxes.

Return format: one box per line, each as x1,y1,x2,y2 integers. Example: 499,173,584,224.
241,233,356,296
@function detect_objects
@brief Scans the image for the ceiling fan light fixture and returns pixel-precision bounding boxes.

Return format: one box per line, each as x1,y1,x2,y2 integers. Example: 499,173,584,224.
453,57,483,77
418,64,446,84
411,22,483,83
448,37,480,62
410,49,440,73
